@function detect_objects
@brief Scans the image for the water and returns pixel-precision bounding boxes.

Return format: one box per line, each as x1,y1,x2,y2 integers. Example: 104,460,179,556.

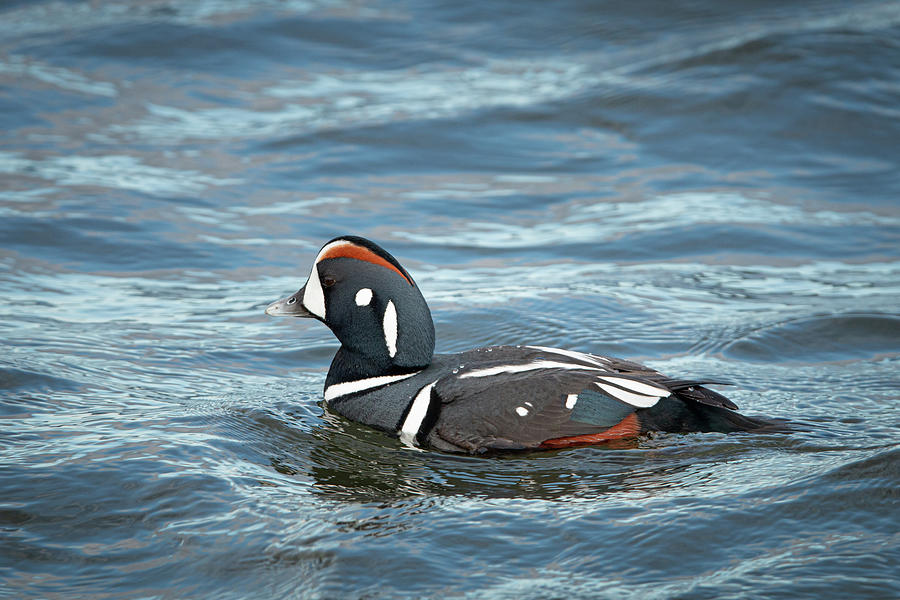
2,1,899,598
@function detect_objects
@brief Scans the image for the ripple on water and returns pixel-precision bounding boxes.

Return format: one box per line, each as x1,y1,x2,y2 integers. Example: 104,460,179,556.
723,313,900,363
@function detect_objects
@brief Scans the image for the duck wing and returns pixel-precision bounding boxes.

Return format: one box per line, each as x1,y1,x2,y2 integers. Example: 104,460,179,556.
422,357,672,453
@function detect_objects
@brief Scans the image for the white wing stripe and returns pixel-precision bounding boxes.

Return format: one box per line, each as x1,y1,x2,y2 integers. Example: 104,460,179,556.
458,360,604,379
324,371,419,402
596,383,661,408
597,376,669,398
526,346,611,365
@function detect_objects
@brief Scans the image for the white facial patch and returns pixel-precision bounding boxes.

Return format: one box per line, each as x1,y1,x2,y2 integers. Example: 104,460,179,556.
597,376,668,397
303,263,326,319
355,288,373,306
302,240,354,320
383,300,398,358
515,406,529,417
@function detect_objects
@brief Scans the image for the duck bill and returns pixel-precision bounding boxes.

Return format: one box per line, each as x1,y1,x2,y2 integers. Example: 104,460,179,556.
265,288,313,318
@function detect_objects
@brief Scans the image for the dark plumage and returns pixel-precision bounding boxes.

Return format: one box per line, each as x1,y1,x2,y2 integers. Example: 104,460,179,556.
266,235,775,454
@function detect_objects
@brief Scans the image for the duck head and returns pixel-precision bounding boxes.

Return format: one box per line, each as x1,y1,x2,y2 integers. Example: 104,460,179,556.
266,236,435,380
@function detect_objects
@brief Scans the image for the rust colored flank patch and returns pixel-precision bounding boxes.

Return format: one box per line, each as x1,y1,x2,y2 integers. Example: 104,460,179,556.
319,243,414,285
540,413,640,448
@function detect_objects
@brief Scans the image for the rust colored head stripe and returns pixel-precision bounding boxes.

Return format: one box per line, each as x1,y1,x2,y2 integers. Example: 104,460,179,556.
319,243,414,285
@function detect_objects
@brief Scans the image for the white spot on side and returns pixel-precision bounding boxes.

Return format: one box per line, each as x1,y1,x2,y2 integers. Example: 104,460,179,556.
302,263,326,319
515,406,529,417
596,383,661,408
400,381,437,446
565,394,578,410
324,371,419,402
527,345,611,366
597,376,669,398
458,360,603,379
355,287,373,306
383,300,398,358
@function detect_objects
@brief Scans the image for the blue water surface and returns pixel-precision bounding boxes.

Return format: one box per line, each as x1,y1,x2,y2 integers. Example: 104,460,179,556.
1,1,899,598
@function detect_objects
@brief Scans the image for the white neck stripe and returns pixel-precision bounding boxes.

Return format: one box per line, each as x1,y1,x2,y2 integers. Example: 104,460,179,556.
324,371,420,402
383,300,398,358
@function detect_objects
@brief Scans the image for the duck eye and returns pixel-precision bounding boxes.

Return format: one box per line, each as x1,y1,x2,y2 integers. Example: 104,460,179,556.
322,276,336,288
287,297,297,305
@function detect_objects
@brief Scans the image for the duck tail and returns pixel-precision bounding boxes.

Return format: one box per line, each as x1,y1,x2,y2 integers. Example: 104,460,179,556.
642,383,788,434
665,379,738,410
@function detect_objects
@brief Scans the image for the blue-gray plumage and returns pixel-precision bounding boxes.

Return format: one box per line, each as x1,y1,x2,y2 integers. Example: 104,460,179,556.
265,236,778,454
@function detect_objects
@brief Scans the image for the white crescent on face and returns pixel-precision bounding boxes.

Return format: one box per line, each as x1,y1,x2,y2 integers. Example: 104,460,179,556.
302,240,356,320
301,239,412,321
303,262,326,319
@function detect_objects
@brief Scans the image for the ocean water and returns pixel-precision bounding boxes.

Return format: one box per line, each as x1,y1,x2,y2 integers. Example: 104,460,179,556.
1,1,899,598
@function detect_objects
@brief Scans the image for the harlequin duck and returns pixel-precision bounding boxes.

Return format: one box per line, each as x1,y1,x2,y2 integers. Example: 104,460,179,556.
266,235,771,454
